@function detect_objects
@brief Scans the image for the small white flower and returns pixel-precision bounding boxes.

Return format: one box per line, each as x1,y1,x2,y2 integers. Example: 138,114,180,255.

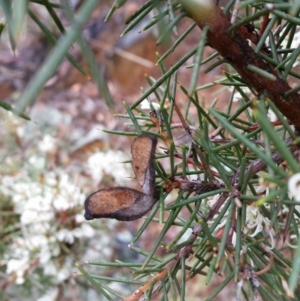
59,173,71,188
43,262,57,276
39,134,56,153
53,195,72,211
75,214,85,223
16,270,26,285
57,269,70,283
288,173,300,201
267,108,277,122
1,175,15,187
74,224,95,238
87,153,104,182
255,171,270,194
6,258,30,285
57,229,75,244
140,99,160,110
25,235,48,250
16,125,25,138
102,150,131,185
6,258,29,274
72,227,83,238
45,172,58,186
28,155,46,169
246,204,270,237
39,248,52,264
21,196,54,225
87,150,131,185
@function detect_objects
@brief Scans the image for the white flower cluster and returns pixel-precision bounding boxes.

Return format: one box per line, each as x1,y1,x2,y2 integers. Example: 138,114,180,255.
0,78,164,301
87,150,131,185
207,191,271,244
2,169,94,286
245,203,271,238
1,113,132,292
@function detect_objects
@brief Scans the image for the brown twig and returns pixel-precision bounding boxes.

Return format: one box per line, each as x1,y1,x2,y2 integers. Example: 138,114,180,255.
259,12,270,36
164,176,224,194
173,151,204,170
253,253,274,276
194,146,215,184
179,0,300,131
123,259,178,301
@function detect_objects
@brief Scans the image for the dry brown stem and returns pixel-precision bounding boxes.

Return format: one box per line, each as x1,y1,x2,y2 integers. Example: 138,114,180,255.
123,260,178,301
179,0,300,131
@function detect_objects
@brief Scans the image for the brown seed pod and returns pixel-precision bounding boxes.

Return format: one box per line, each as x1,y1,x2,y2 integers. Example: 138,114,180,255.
131,134,157,196
84,134,158,221
84,187,156,221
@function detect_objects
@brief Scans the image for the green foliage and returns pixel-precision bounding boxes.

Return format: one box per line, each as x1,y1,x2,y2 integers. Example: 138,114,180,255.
1,0,300,300
77,1,300,301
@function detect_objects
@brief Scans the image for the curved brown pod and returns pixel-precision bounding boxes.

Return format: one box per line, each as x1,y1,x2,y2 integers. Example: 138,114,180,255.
84,134,158,221
131,134,157,196
84,187,157,221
